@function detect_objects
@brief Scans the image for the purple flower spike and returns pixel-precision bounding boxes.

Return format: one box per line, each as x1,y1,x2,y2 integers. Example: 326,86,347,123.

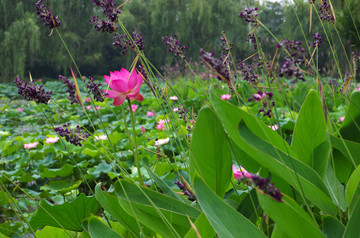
35,0,61,29
15,75,52,104
175,179,196,201
238,7,259,26
59,75,79,105
54,123,89,147
317,0,335,23
313,32,323,48
162,34,188,59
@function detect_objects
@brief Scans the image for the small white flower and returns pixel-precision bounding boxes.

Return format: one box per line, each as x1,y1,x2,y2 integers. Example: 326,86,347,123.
94,135,108,141
155,137,170,146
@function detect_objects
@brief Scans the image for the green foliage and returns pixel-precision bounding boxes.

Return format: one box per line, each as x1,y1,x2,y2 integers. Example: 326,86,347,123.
30,194,100,231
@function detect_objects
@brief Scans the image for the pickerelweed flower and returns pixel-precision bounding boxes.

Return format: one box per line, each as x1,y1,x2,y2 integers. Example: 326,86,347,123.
246,33,261,50
24,142,38,149
15,75,52,104
238,7,259,26
90,16,117,33
87,76,105,102
200,49,232,83
59,75,79,105
45,137,59,144
162,34,188,59
35,0,61,29
103,69,144,106
54,124,89,147
238,62,259,84
92,0,121,22
313,32,323,48
113,30,145,54
175,179,196,201
317,0,335,23
234,165,283,201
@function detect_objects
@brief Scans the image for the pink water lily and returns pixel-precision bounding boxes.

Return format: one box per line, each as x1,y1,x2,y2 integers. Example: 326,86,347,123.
340,116,345,122
103,68,144,106
17,108,24,112
86,97,91,102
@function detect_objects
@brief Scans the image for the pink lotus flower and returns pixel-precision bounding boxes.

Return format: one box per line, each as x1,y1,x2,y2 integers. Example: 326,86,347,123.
17,108,24,112
221,94,231,100
155,119,169,131
169,96,178,101
86,98,91,102
86,106,92,110
340,116,345,122
103,69,144,106
82,76,86,79
45,137,59,144
24,142,38,149
38,78,42,82
147,111,155,117
268,124,279,131
141,126,146,133
96,106,101,110
173,107,179,112
232,165,251,179
128,104,138,112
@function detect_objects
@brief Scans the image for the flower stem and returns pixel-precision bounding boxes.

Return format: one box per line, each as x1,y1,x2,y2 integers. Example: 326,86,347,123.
127,98,144,186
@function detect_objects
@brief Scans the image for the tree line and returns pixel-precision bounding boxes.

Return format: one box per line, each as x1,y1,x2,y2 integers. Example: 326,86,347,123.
0,0,358,82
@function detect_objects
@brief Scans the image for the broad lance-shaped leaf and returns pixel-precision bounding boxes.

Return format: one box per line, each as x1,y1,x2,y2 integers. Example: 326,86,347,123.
189,106,231,197
193,175,266,238
291,90,330,178
340,90,360,143
209,92,336,215
331,135,360,167
343,193,360,237
82,215,123,238
322,216,345,238
257,192,324,238
30,193,100,231
323,165,347,212
94,184,154,237
114,180,201,237
345,165,360,214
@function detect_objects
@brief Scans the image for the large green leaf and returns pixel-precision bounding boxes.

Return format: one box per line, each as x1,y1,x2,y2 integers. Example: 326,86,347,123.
331,136,360,166
343,193,360,238
30,194,100,231
185,212,216,238
345,165,360,213
143,160,184,201
35,226,76,238
209,93,336,215
257,192,324,238
40,164,74,179
324,165,347,211
83,215,123,238
322,216,345,238
94,184,153,237
291,90,330,177
114,180,201,237
193,175,266,238
340,91,360,143
189,106,231,197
